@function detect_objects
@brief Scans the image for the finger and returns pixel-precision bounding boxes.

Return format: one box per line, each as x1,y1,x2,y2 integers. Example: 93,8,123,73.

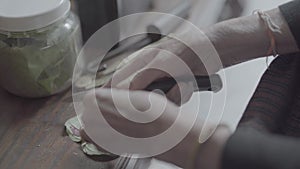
95,88,152,114
107,48,159,88
116,50,174,90
93,89,160,136
166,81,194,105
95,88,177,123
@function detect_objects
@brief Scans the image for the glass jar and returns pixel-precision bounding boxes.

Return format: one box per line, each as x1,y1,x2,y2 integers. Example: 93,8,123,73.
0,0,82,98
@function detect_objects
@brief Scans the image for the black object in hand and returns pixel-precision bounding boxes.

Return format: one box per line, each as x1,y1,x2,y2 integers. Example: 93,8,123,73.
145,74,223,94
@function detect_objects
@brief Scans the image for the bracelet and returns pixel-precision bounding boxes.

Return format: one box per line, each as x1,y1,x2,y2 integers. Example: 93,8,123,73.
254,10,281,67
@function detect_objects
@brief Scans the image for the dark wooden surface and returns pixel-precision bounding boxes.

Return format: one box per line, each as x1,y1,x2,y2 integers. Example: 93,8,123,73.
0,88,118,169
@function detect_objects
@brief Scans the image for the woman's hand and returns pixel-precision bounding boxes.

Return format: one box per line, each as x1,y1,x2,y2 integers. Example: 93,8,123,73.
106,33,217,105
80,88,233,168
81,88,202,167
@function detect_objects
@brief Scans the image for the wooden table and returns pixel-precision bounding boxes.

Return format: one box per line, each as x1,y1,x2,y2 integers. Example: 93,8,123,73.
0,87,119,169
0,1,224,168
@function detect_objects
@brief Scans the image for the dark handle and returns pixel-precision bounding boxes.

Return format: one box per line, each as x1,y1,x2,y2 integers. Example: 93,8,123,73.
145,74,223,93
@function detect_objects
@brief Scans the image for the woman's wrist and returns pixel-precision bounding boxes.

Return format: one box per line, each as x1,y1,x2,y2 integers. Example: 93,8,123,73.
204,14,270,68
203,8,299,69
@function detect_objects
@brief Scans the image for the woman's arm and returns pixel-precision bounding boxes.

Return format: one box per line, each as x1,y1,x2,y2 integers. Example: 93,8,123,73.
108,5,300,105
204,8,299,69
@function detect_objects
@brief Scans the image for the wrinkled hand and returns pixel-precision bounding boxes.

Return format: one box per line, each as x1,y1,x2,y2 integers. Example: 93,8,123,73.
81,88,202,167
106,33,212,105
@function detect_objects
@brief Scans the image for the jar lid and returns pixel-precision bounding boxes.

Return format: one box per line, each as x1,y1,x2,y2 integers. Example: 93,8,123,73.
0,0,70,32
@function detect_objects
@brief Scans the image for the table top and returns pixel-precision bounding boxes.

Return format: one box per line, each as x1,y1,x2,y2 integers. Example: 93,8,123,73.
0,88,118,169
